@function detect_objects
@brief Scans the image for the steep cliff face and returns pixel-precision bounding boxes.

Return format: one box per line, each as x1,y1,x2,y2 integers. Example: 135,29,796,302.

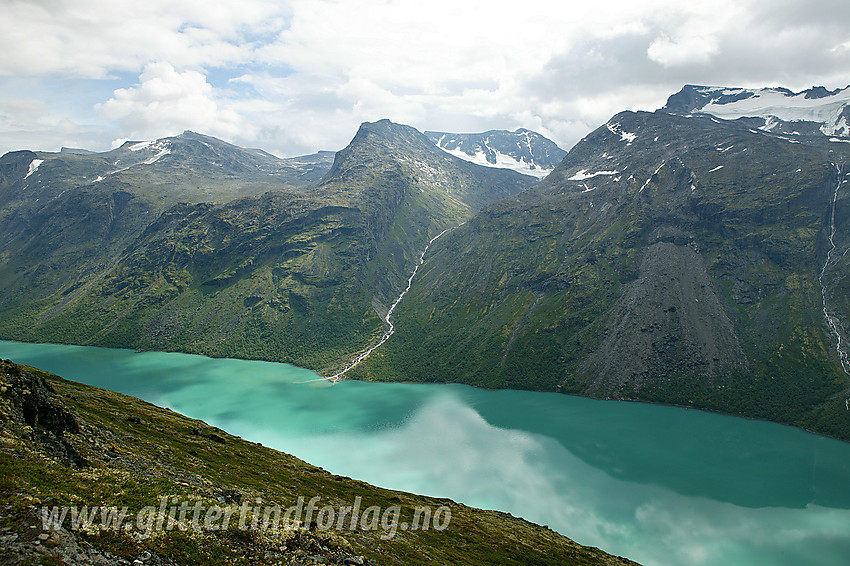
357,110,850,439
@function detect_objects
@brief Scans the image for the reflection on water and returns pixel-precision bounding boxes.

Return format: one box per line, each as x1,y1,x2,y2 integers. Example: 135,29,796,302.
3,340,850,566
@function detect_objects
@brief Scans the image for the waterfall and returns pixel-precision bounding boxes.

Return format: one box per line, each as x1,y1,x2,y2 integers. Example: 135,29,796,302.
326,228,451,382
819,165,850,409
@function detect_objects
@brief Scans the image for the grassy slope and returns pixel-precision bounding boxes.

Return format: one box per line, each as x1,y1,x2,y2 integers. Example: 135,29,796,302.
0,359,638,566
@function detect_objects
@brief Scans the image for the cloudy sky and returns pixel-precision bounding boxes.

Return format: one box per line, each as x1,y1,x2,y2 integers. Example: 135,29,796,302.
2,0,850,157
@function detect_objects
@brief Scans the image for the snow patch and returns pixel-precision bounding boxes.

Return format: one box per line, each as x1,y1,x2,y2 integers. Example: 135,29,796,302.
440,146,551,178
24,159,44,179
141,142,172,165
606,122,637,144
760,116,782,132
129,141,152,152
568,169,619,181
638,162,665,194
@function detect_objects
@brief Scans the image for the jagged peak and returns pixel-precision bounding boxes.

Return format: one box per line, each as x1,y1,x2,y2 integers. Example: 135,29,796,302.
804,86,844,99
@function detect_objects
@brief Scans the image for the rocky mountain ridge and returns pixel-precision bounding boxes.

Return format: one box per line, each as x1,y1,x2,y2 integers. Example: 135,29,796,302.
664,84,850,140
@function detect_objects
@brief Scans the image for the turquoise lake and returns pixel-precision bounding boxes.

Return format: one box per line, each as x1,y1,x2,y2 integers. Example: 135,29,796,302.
2,339,850,566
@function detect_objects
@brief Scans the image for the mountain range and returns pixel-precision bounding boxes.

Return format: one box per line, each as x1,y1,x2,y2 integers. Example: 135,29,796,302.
1,86,849,440
352,86,850,439
0,120,536,372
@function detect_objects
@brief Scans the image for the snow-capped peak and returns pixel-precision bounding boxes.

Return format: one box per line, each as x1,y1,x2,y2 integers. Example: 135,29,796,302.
426,128,567,179
663,85,850,137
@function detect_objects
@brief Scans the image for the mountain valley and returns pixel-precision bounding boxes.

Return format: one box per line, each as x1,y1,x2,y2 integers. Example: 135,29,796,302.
2,87,850,439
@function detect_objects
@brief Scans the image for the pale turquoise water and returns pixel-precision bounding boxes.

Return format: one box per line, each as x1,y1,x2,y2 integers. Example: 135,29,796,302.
3,339,850,566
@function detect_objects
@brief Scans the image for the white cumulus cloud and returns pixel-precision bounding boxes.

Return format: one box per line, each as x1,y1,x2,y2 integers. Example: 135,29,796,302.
2,0,850,156
98,62,253,145
647,34,721,67
0,0,286,78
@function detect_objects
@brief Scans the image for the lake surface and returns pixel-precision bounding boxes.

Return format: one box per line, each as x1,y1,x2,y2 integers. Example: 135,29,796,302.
3,339,850,566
